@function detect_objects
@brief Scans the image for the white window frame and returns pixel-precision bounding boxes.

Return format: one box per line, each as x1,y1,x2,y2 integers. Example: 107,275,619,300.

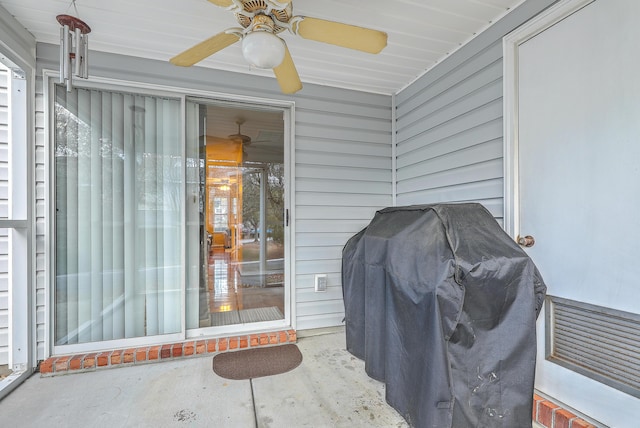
0,57,34,400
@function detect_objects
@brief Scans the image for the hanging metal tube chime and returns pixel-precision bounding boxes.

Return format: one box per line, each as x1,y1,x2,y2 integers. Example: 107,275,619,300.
57,14,91,92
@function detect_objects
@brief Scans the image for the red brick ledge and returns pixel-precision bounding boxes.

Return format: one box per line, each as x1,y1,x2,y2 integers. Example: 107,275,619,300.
533,393,598,428
38,329,297,377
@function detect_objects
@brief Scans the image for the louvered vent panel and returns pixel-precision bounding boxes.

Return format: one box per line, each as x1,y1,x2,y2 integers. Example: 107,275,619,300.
547,296,640,398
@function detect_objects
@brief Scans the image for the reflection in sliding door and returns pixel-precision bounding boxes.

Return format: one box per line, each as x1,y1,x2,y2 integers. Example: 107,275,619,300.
186,101,286,330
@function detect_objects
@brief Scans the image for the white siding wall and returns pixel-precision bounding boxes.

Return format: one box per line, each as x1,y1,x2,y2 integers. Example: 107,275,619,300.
295,103,392,329
35,43,392,352
395,0,558,224
0,64,9,365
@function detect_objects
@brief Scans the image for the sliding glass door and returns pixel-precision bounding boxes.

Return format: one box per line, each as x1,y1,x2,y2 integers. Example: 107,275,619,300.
54,85,182,347
185,101,287,331
53,84,289,353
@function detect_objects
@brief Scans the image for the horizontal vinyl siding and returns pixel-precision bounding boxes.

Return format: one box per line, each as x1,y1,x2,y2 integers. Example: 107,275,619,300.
396,41,505,219
0,65,8,365
294,103,391,329
395,0,558,223
36,43,392,341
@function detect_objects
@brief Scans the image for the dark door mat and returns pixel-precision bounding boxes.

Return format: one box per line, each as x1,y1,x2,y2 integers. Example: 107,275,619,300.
212,344,302,380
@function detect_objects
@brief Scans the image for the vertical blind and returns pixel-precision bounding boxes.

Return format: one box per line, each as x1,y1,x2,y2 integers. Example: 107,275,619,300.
55,85,182,345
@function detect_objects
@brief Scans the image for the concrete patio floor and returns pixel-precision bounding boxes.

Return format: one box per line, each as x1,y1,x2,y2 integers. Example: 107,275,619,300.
0,327,409,427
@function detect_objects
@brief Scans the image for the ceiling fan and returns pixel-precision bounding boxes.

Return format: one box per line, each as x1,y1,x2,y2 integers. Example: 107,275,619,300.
170,0,388,94
227,119,284,162
228,118,254,161
228,118,252,145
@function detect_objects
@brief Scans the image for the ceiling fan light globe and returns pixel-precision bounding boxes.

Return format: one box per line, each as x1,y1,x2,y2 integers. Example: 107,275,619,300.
242,31,285,69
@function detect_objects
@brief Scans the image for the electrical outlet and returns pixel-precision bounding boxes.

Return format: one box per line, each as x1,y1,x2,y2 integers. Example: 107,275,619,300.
314,274,328,292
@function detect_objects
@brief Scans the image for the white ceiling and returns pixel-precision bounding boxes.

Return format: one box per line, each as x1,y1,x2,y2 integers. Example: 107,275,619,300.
0,0,524,94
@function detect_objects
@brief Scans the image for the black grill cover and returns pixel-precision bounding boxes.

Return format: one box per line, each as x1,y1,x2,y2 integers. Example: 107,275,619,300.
342,203,546,428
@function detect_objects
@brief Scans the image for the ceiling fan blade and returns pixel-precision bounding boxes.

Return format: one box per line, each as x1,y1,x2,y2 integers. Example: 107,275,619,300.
273,45,302,94
294,17,387,54
170,31,241,67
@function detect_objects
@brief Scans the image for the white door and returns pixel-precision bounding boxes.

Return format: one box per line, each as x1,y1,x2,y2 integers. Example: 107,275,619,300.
506,0,640,426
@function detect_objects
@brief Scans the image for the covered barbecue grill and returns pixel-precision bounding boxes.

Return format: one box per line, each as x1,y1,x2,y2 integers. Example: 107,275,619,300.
342,203,546,427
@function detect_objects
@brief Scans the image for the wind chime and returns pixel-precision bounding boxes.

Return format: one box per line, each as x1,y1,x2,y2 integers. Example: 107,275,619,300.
57,0,91,92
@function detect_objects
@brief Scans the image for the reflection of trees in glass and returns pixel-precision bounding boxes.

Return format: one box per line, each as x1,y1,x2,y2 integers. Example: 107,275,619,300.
242,163,284,244
266,163,285,245
242,170,260,242
54,91,183,214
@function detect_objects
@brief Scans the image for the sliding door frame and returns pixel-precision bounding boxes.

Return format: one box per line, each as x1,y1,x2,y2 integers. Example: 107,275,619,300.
184,96,293,339
44,71,295,356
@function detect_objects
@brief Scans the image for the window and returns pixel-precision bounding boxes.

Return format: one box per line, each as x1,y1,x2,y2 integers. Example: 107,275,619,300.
213,196,228,230
0,54,31,397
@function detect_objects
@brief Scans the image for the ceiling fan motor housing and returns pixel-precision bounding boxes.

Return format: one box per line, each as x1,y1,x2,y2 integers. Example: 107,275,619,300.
235,0,293,34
